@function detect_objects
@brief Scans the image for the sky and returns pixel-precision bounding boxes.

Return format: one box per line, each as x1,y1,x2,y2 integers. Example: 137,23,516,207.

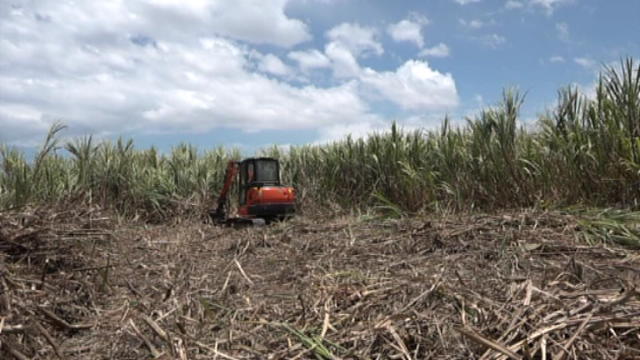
1,0,638,153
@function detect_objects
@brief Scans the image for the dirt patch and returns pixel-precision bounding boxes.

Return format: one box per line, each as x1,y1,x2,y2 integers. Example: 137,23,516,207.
1,208,639,359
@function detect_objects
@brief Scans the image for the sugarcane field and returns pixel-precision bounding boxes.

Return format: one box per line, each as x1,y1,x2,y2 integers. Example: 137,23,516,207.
1,1,640,359
1,204,639,359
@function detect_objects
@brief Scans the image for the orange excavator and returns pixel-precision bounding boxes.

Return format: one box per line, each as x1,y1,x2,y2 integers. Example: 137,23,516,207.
210,157,295,225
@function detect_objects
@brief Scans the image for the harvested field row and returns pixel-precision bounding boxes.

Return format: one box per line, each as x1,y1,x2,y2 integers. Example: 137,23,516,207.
1,207,639,359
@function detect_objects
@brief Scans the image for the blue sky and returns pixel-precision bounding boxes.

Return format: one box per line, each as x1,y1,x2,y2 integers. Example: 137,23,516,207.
1,0,638,153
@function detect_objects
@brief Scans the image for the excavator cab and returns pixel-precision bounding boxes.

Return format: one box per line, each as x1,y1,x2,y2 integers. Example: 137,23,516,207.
211,157,295,225
238,158,279,202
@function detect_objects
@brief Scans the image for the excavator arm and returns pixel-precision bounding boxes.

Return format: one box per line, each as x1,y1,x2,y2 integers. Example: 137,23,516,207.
211,160,238,222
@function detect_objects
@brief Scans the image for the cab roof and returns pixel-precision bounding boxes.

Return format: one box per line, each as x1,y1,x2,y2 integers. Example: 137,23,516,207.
239,157,278,164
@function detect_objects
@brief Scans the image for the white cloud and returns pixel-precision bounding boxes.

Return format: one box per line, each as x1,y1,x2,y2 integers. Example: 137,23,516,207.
574,57,596,69
0,3,461,145
319,112,456,144
400,113,452,131
459,19,486,29
531,0,573,15
418,43,451,58
361,60,458,111
317,120,384,143
136,0,312,47
0,2,381,144
2,34,373,134
556,22,569,42
505,1,524,9
454,0,481,5
575,81,598,100
326,23,383,57
506,0,573,13
321,25,458,111
387,16,429,48
0,104,52,147
549,55,565,63
324,42,362,78
287,49,331,71
257,54,291,76
478,34,507,48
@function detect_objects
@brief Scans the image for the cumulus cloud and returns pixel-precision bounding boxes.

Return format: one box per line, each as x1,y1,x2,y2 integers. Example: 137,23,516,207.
418,43,451,58
454,0,481,5
0,2,383,144
257,53,292,76
135,0,312,47
0,104,53,147
0,3,460,145
361,61,458,111
323,22,382,79
321,24,458,111
324,42,362,78
326,23,383,57
2,34,374,135
317,120,384,143
387,15,429,48
287,49,331,71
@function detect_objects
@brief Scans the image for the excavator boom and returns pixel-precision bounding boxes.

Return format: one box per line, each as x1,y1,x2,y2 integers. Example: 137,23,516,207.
211,160,238,222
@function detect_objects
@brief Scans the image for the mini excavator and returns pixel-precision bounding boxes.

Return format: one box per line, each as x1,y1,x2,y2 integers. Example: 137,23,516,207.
210,158,295,225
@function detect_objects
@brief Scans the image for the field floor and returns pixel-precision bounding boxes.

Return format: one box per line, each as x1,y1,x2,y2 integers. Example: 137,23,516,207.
1,207,639,359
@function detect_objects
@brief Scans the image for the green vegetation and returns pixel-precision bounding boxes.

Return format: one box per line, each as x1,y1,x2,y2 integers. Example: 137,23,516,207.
1,58,639,218
270,58,640,212
278,323,345,360
0,129,240,218
576,208,640,249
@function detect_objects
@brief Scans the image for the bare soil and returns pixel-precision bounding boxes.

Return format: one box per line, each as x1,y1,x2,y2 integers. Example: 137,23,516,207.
1,207,639,359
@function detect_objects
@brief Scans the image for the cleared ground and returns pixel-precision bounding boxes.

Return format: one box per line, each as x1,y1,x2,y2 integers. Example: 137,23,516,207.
0,207,639,359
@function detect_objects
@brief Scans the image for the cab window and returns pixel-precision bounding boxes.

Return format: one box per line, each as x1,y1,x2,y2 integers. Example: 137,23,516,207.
255,160,278,183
